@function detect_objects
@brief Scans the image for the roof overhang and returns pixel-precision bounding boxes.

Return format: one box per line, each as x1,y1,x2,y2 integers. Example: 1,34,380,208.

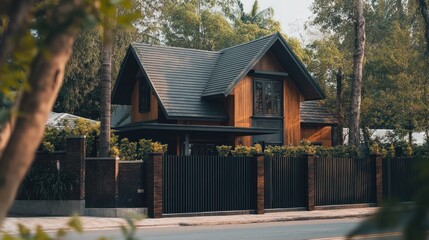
113,122,279,137
111,46,138,105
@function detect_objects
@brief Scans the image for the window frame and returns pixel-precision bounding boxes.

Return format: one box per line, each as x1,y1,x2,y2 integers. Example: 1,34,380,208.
138,77,151,113
253,78,283,117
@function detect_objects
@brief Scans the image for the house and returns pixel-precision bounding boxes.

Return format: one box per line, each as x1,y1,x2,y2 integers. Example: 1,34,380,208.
112,33,336,155
47,112,99,128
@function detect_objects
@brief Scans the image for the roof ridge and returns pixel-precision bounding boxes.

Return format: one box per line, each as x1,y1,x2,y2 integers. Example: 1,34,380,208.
219,33,278,52
131,42,220,54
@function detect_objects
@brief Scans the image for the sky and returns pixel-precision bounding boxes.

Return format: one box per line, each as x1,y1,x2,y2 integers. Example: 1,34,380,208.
240,0,316,43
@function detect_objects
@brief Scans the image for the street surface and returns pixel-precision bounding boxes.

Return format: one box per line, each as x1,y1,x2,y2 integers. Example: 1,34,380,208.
64,218,403,240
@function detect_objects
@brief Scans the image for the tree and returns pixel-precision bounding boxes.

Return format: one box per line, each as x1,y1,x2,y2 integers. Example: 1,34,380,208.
0,0,134,226
348,0,366,146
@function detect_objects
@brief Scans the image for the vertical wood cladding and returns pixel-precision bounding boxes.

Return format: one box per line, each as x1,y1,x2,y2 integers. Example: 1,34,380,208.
231,75,253,146
283,79,302,145
301,126,332,147
131,79,158,122
229,50,303,146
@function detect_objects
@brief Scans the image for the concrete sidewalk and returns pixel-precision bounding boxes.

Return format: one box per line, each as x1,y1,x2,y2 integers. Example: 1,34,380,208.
1,208,377,234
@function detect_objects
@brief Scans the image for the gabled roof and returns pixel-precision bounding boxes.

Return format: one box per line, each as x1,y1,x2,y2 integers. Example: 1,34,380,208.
300,101,337,125
112,32,325,120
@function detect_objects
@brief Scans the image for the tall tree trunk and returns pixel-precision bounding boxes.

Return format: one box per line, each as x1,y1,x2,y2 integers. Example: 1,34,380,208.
348,0,366,146
100,25,112,157
336,67,344,145
0,16,81,227
418,0,429,145
418,0,429,54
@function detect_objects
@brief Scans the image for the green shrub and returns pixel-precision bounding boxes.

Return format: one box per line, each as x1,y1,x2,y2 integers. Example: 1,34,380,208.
119,138,138,160
137,139,152,160
250,143,262,155
216,145,232,156
231,145,251,156
18,167,77,200
151,141,168,154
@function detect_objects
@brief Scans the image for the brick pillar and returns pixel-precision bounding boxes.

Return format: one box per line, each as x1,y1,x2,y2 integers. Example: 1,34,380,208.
147,153,163,218
66,136,86,200
85,157,119,208
254,153,265,214
303,154,315,211
371,154,383,206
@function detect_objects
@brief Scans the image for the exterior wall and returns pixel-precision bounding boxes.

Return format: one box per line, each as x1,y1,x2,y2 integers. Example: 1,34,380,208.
131,80,158,122
230,75,253,146
229,50,303,146
301,125,332,147
283,79,302,145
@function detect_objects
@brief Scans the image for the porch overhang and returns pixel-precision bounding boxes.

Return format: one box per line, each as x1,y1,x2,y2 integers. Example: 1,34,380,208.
113,122,278,137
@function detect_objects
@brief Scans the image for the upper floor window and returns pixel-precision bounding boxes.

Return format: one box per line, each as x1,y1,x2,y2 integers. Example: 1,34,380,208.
139,78,150,113
254,79,282,116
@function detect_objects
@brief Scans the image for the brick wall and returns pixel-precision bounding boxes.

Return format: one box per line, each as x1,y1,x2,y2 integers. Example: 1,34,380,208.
117,161,146,207
85,157,118,208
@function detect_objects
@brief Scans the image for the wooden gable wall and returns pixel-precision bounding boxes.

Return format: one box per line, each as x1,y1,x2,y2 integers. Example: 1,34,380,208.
229,50,303,146
301,125,332,147
131,79,158,122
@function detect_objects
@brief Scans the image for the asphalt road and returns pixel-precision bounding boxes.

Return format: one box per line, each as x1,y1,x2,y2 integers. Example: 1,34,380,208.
64,218,403,240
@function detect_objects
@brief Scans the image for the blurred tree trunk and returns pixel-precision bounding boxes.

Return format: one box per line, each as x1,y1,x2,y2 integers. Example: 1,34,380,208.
0,17,80,227
348,0,366,146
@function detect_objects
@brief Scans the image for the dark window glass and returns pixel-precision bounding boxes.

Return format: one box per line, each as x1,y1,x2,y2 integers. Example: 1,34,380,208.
139,79,150,113
255,81,264,114
254,79,282,116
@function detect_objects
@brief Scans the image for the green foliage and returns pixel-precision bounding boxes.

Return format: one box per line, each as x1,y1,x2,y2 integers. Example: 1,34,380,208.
17,168,77,200
42,119,100,156
113,138,167,161
119,138,138,161
137,139,152,160
150,141,168,154
231,145,251,157
216,145,232,156
250,143,262,155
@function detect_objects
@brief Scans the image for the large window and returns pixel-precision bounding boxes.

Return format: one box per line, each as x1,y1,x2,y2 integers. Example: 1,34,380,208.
254,79,282,116
139,78,151,113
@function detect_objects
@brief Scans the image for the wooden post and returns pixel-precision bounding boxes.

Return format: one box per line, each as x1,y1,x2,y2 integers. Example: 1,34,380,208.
303,154,315,211
147,152,163,218
254,153,265,214
371,154,383,206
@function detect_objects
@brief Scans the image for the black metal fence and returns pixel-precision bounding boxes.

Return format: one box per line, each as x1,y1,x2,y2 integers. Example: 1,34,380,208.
163,155,256,214
315,157,376,206
383,157,420,202
265,157,306,209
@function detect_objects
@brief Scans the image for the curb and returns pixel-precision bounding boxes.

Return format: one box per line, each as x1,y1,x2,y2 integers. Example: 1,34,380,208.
2,211,377,234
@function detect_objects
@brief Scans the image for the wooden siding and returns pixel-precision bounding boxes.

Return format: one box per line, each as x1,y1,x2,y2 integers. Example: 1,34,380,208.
283,78,302,145
131,80,158,122
301,125,332,147
228,50,303,146
230,75,253,146
254,50,286,72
